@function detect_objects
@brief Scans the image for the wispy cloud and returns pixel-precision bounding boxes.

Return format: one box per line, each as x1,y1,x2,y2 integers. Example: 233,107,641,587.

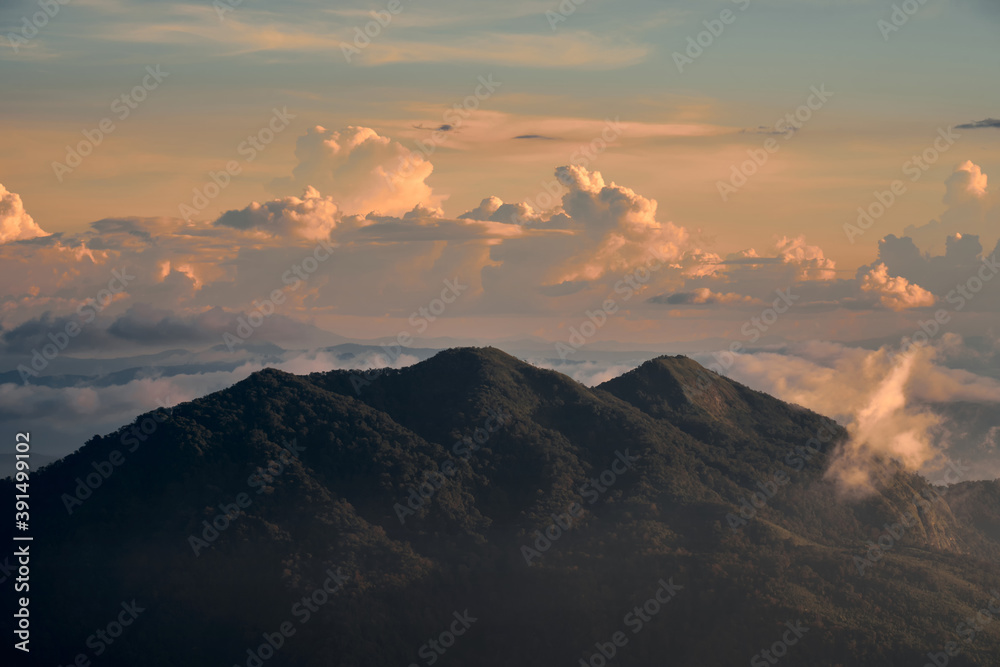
956,118,1000,130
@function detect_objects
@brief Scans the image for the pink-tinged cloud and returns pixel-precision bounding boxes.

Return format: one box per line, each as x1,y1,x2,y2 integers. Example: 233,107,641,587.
775,235,836,281
905,161,998,256
719,341,1000,493
547,166,689,283
860,263,936,311
0,184,48,244
216,186,345,240
945,160,989,205
270,126,443,216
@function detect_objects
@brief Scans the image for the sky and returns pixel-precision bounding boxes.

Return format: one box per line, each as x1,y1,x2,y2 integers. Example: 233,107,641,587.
1,0,999,482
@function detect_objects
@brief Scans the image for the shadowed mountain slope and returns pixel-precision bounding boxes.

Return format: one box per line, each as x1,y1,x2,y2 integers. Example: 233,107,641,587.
4,348,1000,666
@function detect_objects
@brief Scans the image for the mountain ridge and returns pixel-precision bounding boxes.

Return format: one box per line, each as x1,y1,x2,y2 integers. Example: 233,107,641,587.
5,347,1000,666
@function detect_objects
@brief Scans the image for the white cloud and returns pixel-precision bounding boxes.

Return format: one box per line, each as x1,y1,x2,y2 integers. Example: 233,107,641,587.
546,166,689,283
0,184,48,244
860,263,936,311
945,160,989,205
715,341,1000,492
215,186,345,240
904,161,998,256
271,125,443,216
775,235,837,281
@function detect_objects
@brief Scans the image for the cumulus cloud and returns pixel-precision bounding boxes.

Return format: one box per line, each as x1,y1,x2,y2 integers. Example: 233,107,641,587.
643,236,840,314
861,232,1000,312
859,263,936,311
945,160,989,205
458,196,539,225
0,123,996,364
774,235,837,281
903,161,998,256
546,166,689,283
270,125,443,216
0,184,48,244
215,186,345,240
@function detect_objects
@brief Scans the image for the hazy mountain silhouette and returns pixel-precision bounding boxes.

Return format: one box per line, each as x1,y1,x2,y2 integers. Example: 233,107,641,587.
5,348,1000,666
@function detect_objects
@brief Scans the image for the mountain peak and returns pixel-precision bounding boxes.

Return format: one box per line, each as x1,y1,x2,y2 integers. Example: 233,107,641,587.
8,347,1000,665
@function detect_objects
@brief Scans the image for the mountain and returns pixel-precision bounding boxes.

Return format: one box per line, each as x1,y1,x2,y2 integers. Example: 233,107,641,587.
4,348,1000,666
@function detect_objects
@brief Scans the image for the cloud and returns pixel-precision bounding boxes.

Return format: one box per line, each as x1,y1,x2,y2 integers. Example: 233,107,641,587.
903,161,997,256
824,348,941,494
270,126,442,216
862,232,999,311
956,118,1000,129
104,305,254,345
547,165,689,283
740,125,788,136
648,288,757,305
774,235,837,281
712,340,1000,492
215,186,345,240
458,196,540,225
859,263,936,311
0,345,436,460
345,31,649,69
0,124,995,359
529,359,641,386
0,184,49,244
0,304,333,358
945,160,989,205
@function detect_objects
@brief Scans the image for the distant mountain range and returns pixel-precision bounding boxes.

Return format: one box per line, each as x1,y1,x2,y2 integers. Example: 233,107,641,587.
5,348,1000,666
